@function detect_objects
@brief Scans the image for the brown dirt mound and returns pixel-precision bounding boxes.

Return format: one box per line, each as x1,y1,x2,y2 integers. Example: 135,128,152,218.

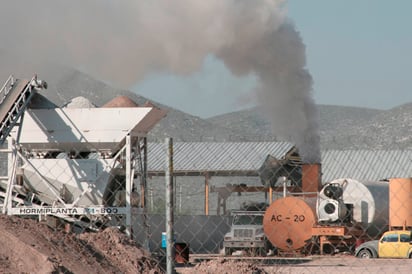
0,215,162,274
102,95,139,108
79,227,160,273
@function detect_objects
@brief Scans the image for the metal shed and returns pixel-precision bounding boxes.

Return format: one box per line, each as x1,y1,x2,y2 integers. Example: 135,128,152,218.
145,143,412,214
321,150,412,182
146,141,298,214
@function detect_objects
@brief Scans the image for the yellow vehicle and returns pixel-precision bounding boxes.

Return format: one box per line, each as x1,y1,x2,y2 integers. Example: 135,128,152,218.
355,230,412,258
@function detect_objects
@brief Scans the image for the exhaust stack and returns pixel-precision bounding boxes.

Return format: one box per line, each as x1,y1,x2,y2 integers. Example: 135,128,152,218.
302,163,321,193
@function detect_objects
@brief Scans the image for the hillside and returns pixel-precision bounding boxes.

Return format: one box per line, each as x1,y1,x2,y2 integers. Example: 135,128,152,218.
2,66,412,149
21,66,240,142
208,104,412,149
318,103,412,149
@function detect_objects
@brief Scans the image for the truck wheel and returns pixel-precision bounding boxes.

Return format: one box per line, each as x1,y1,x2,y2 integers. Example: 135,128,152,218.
249,248,265,257
257,247,266,257
357,249,372,259
250,248,260,257
409,253,412,259
224,247,232,256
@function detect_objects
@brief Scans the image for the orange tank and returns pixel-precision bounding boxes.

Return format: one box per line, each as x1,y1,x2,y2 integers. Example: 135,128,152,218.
263,196,316,251
389,178,412,228
102,95,139,108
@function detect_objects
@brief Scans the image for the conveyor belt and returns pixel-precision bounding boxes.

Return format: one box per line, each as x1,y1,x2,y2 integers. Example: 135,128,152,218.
0,75,38,144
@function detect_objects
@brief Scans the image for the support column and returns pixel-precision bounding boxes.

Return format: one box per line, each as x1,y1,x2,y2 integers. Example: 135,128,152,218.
125,135,132,237
204,173,209,216
4,138,16,214
142,137,150,250
269,187,273,204
143,138,148,208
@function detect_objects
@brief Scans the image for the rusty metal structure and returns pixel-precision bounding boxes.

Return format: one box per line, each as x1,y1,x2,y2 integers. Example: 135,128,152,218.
262,160,411,255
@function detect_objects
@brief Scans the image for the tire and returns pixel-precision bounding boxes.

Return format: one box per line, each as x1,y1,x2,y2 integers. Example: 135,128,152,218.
258,247,267,257
357,249,373,259
409,253,412,259
250,247,264,257
224,247,232,256
249,248,257,257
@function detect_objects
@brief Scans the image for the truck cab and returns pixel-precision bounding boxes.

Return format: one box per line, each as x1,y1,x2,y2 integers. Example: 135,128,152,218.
355,230,412,258
223,211,269,256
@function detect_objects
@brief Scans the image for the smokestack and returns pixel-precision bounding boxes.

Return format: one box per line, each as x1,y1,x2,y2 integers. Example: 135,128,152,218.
302,163,321,193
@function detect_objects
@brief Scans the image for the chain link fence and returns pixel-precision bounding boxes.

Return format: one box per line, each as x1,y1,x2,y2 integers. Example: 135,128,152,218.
1,137,412,273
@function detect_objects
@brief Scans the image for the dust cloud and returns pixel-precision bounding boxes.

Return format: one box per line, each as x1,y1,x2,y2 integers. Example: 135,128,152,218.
0,0,319,161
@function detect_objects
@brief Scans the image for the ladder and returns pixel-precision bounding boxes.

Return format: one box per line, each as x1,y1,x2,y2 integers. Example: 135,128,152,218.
0,75,47,145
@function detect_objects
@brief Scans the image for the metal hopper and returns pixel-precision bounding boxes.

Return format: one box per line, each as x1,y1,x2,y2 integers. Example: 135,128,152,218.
8,105,166,206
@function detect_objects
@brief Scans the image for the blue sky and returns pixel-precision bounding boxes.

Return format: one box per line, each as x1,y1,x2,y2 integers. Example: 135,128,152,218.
133,0,412,118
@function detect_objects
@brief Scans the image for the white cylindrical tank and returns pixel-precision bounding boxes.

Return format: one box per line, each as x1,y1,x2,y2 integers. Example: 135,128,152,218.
317,178,389,236
21,158,116,206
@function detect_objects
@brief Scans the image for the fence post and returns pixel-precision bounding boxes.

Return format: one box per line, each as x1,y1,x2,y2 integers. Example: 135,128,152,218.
165,137,175,274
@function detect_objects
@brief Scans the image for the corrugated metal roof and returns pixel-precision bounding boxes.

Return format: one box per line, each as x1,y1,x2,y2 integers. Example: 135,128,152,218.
148,142,295,173
321,150,412,182
147,142,412,181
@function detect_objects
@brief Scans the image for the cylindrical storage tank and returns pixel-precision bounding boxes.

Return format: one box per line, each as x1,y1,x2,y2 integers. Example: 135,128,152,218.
389,178,412,228
263,196,316,251
102,95,139,108
317,178,389,236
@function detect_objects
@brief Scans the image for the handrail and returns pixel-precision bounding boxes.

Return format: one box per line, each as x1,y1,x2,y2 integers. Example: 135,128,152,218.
0,75,14,104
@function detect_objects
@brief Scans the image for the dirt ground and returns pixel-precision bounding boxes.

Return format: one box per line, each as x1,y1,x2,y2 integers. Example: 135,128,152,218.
1,214,411,274
176,255,412,274
0,215,162,273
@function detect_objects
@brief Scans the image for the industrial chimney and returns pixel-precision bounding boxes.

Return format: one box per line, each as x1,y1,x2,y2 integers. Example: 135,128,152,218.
301,163,322,194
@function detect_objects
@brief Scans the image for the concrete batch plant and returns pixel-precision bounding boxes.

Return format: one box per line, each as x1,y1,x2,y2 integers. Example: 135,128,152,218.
0,74,167,234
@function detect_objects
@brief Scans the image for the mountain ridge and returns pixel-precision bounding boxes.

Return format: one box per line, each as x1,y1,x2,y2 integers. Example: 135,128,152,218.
2,66,412,149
